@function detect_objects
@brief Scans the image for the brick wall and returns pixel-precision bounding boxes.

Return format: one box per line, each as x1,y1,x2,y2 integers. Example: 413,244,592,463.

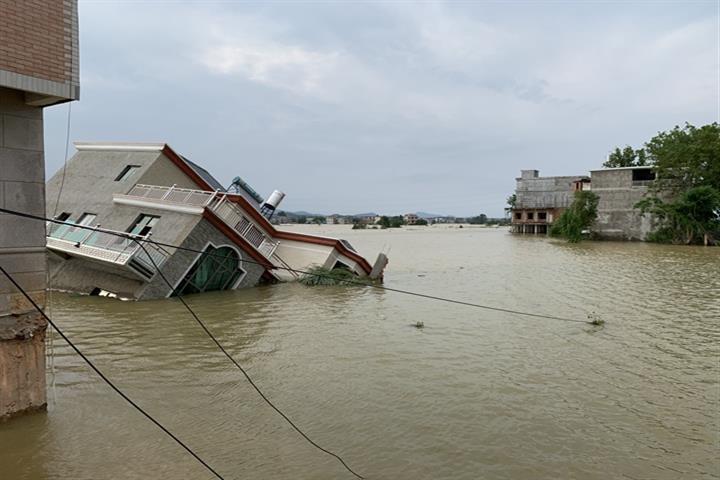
0,0,79,86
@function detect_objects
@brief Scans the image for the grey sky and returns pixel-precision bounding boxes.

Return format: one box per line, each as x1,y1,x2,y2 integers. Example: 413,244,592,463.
44,1,719,217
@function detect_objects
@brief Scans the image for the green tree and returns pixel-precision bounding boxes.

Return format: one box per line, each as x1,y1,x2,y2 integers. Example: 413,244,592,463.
645,123,720,194
603,146,648,168
505,194,516,213
312,216,326,225
637,186,720,245
378,215,403,228
297,216,307,224
415,218,428,225
635,123,720,245
467,214,488,225
550,191,599,243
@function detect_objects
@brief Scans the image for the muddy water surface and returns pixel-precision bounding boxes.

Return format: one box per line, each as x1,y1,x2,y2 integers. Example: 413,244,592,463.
1,226,718,479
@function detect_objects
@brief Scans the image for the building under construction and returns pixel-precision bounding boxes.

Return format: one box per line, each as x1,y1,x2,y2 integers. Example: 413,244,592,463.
510,170,590,235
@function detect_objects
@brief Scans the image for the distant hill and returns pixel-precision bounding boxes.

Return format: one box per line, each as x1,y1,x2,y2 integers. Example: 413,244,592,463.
416,211,450,219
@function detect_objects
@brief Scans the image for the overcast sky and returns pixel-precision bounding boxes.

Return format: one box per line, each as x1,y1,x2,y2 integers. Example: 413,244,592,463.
44,0,718,217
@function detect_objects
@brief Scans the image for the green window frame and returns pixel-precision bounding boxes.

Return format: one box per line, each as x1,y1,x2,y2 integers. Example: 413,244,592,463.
173,245,244,296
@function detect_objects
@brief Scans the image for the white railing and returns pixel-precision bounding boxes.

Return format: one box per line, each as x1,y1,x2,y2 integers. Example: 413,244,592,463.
127,184,217,206
46,222,168,278
209,197,279,258
124,184,279,259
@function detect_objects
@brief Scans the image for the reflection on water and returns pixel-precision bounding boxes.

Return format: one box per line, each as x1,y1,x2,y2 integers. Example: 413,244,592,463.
1,226,718,480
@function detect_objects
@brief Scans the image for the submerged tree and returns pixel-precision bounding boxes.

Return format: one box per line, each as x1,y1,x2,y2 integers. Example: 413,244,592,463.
550,191,599,243
634,123,720,245
637,186,720,245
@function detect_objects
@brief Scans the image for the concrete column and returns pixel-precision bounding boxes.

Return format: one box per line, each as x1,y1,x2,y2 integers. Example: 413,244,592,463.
0,87,48,420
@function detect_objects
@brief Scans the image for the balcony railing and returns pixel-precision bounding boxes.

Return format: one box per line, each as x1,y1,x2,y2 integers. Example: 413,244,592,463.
210,197,279,257
47,222,169,280
121,184,279,259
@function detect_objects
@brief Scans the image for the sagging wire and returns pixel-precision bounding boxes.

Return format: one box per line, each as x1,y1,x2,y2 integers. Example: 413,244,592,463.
0,207,593,325
0,264,227,480
133,240,365,479
47,100,73,408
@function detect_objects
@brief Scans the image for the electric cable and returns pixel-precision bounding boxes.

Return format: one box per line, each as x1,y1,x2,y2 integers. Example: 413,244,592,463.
133,240,365,479
51,102,73,217
0,207,592,325
0,264,227,480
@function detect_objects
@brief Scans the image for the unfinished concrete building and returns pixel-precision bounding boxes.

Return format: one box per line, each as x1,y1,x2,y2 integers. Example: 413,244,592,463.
590,166,656,240
511,170,590,235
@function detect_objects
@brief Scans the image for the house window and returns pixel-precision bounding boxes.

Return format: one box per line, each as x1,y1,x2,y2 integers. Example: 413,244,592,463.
538,212,547,220
77,213,97,226
515,212,521,219
527,212,534,220
632,168,655,182
115,165,141,182
127,214,159,237
173,245,244,296
55,212,71,221
62,213,96,243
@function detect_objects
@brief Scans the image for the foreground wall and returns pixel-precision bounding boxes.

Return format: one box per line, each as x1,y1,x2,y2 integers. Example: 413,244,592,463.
0,314,46,421
0,88,49,420
0,0,80,420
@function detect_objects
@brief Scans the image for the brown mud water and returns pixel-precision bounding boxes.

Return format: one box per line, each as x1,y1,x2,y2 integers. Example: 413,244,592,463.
0,226,718,479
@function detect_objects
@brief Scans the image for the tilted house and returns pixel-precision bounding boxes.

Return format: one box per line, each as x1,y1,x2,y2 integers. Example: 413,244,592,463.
46,143,377,299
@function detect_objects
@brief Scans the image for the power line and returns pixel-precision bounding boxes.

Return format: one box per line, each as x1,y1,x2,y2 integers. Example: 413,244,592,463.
133,240,365,479
0,206,592,325
51,102,73,217
0,264,227,480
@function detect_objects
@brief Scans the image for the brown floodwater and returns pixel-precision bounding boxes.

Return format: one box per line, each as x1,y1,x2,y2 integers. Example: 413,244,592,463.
1,226,718,480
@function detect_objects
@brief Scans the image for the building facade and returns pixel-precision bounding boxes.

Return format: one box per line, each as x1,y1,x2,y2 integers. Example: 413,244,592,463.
590,166,656,241
511,170,589,235
403,213,419,225
46,143,379,299
0,0,80,420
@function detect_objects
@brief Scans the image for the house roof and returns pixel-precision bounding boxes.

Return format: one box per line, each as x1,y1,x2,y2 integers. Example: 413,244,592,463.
74,142,225,192
182,156,226,192
590,165,654,172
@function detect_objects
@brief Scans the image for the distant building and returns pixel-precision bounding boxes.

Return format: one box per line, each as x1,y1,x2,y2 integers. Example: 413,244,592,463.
353,214,378,225
511,169,590,234
590,166,656,240
45,142,379,299
404,213,419,225
327,214,351,225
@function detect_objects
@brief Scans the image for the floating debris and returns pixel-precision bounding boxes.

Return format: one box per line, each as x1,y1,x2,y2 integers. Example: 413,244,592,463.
587,312,605,326
299,266,375,287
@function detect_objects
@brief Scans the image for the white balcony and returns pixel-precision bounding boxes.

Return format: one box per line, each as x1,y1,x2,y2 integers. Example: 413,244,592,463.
114,184,279,259
46,223,169,280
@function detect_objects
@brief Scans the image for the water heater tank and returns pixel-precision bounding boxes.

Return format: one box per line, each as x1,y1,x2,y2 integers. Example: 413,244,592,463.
264,190,285,209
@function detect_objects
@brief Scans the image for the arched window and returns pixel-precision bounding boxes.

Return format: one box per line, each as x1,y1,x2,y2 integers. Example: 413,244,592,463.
174,245,244,296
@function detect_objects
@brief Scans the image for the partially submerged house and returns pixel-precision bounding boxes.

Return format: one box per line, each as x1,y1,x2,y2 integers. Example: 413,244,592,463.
511,170,590,234
45,142,380,299
590,166,657,240
511,166,657,240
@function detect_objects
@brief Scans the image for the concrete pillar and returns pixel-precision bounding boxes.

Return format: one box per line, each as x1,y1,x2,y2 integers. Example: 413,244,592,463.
0,87,48,420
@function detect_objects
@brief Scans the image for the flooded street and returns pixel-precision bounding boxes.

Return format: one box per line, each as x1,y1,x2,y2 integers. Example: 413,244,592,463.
1,226,718,480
